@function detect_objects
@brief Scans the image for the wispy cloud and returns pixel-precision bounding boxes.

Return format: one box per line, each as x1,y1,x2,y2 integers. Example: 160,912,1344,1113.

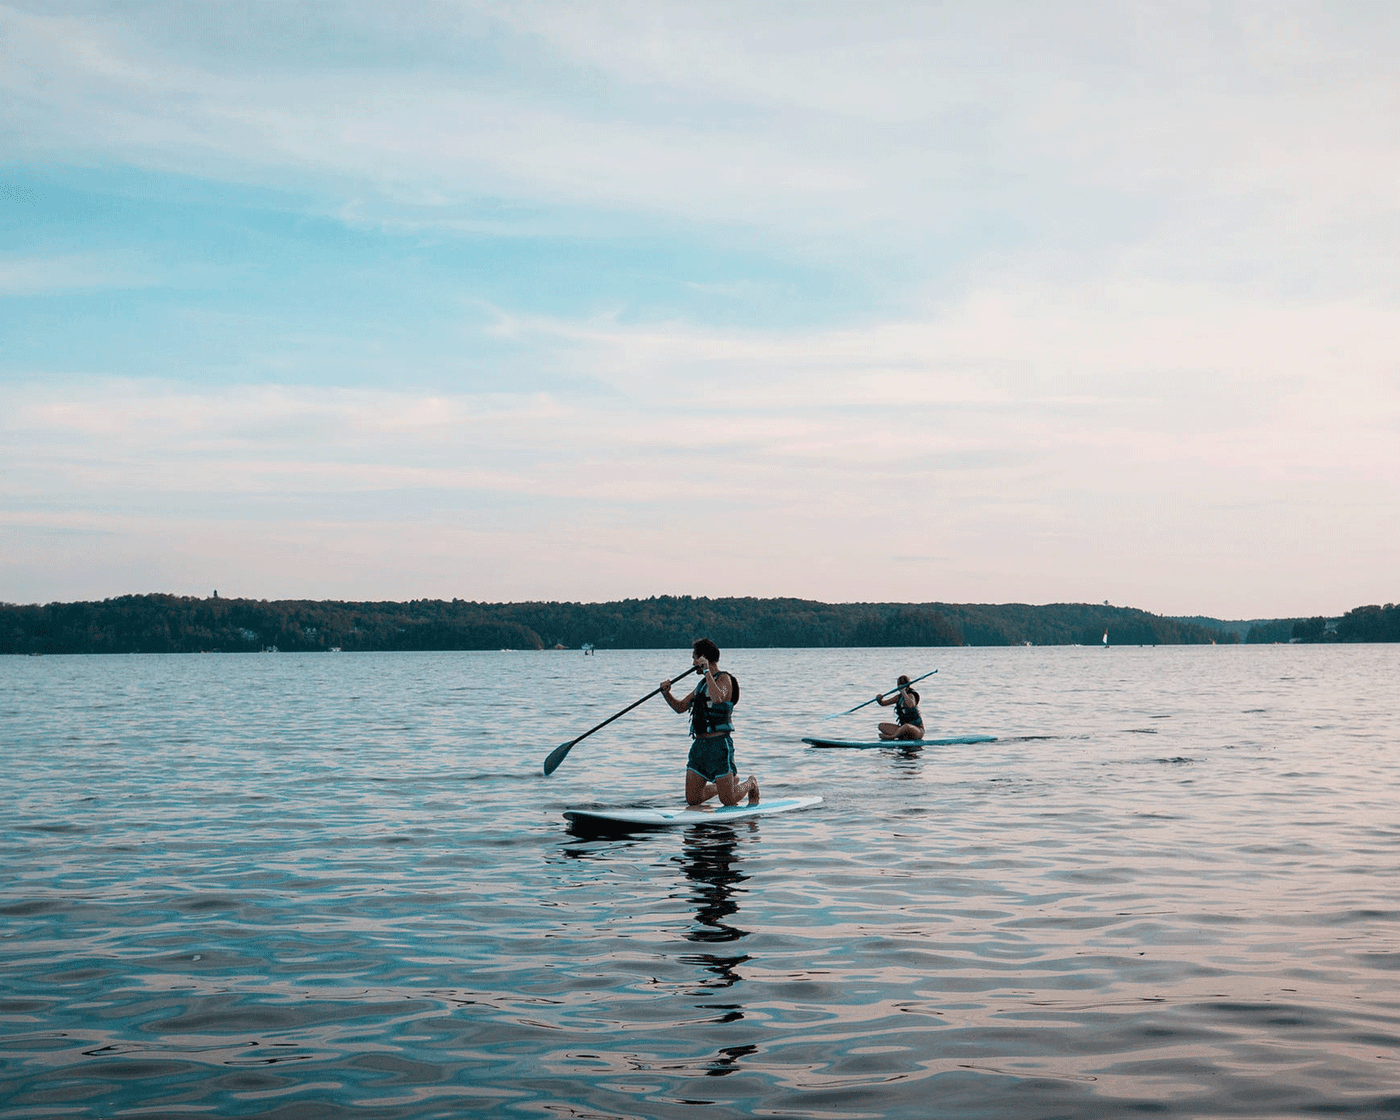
6,1,1397,275
0,251,156,294
4,264,1396,611
2,2,1397,614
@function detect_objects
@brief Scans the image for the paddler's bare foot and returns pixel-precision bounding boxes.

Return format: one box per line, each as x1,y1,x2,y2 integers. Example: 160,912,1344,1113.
747,776,760,805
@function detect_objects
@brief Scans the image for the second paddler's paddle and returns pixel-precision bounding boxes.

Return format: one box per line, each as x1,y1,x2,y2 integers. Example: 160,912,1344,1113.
543,665,698,776
822,668,937,720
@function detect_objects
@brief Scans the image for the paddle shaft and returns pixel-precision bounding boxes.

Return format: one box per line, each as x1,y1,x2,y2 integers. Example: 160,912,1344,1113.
825,668,937,719
542,665,698,776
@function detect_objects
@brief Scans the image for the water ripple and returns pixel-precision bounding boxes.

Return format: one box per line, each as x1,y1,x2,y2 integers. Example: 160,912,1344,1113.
3,645,1400,1117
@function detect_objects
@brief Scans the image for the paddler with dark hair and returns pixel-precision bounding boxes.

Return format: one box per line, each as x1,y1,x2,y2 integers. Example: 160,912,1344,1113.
875,674,925,741
661,638,760,807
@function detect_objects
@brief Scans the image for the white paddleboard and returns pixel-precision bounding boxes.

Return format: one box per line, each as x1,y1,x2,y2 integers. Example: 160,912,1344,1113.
802,735,996,749
564,794,823,831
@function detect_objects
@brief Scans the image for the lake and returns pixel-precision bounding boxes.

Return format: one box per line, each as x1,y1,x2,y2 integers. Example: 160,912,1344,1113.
2,644,1398,1118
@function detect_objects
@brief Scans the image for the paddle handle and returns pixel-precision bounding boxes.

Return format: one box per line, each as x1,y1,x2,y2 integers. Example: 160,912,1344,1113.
543,665,698,775
823,668,937,719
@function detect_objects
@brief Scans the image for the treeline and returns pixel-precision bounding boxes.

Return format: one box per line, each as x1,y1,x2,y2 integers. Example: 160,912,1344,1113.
0,595,540,656
1283,604,1400,644
0,593,1243,655
927,602,1230,647
1244,619,1298,644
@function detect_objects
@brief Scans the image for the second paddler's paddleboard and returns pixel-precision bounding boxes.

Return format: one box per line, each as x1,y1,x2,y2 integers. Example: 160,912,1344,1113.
565,794,823,832
802,735,997,749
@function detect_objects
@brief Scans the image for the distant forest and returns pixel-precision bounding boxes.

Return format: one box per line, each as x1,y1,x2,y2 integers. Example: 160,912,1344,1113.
1,594,1394,655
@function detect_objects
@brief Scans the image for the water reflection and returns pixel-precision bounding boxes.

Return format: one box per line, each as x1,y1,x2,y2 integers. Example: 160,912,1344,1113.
674,825,754,1075
674,825,750,988
888,743,925,779
707,1042,758,1076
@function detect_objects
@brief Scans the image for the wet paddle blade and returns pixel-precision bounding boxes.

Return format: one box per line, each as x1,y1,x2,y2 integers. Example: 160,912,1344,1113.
541,664,696,777
542,740,575,776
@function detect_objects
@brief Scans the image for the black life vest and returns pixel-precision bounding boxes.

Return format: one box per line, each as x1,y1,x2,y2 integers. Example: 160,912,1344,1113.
895,689,922,726
691,673,739,737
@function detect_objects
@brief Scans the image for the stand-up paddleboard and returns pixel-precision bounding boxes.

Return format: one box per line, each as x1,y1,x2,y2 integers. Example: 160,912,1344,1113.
802,735,996,749
565,795,823,833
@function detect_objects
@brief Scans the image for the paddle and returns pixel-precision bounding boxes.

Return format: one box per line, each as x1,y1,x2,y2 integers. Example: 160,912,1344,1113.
542,665,699,776
822,669,937,720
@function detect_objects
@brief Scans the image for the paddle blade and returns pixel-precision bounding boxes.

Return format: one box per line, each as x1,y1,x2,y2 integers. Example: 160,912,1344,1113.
541,664,694,776
542,740,575,776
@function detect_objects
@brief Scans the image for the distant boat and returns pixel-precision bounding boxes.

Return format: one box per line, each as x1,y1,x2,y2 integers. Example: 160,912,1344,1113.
1103,631,1109,648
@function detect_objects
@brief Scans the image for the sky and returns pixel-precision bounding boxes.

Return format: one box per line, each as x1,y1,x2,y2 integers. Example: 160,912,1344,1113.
2,2,1397,619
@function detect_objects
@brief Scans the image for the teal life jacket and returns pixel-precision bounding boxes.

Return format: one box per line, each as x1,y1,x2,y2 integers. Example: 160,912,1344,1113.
691,673,739,737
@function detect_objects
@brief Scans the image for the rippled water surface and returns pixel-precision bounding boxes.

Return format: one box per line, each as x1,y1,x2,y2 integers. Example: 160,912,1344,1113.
3,645,1399,1118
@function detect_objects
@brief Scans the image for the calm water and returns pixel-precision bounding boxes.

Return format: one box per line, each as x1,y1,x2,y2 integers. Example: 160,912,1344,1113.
2,644,1398,1118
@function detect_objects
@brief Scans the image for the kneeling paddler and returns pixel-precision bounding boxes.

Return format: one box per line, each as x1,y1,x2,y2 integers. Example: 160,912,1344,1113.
661,638,760,807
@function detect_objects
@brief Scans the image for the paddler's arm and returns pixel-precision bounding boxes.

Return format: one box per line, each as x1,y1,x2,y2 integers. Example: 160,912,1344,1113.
660,678,693,712
697,663,731,703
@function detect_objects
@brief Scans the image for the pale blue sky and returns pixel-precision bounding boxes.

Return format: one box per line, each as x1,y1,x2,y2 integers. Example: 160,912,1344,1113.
3,2,1397,618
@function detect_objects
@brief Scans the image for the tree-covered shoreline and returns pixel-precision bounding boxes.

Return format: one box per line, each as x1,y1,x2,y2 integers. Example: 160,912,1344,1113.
2,593,1393,655
0,593,1261,655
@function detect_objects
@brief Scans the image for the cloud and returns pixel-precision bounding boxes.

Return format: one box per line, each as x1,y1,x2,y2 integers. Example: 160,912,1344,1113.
0,251,156,295
5,0,1398,285
3,261,1396,614
3,2,1398,614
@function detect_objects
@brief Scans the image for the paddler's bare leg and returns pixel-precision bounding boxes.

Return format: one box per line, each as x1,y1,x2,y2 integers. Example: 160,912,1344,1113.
686,770,717,806
714,773,759,806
